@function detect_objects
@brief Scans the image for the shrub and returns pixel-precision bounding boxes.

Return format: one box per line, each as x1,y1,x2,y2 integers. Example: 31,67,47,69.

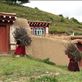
65,43,81,61
42,58,56,65
30,75,56,82
70,17,80,24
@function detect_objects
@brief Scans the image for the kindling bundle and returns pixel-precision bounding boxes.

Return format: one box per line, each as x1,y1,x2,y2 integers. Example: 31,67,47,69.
13,27,31,46
65,43,81,61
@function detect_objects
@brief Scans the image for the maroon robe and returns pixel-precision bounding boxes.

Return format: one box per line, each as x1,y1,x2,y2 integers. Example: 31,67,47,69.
68,58,80,71
15,45,26,56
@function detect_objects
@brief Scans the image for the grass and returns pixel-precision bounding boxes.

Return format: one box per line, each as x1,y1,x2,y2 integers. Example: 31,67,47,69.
0,56,82,82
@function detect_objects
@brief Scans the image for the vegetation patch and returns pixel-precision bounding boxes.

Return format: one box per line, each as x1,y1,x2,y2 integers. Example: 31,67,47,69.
0,2,82,35
0,56,81,82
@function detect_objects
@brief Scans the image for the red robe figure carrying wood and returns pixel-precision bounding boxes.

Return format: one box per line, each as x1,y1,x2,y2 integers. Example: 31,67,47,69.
15,40,26,56
65,43,81,72
68,55,80,71
13,27,32,56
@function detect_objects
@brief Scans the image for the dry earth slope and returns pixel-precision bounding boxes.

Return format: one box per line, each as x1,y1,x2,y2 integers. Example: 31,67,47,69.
27,36,69,65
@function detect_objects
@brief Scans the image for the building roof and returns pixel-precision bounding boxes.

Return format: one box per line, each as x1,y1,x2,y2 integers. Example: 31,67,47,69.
0,12,16,16
0,12,16,24
71,36,82,40
28,21,50,28
71,39,82,44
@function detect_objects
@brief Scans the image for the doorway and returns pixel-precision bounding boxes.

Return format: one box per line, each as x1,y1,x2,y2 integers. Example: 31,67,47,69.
0,25,9,53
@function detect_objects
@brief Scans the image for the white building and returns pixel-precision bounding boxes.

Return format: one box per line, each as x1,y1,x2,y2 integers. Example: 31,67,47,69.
28,21,50,36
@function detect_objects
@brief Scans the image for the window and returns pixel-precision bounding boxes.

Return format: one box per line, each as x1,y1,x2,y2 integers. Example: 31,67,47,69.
33,27,45,36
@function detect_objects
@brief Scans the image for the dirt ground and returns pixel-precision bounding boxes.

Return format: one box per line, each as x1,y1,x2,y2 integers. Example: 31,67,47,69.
27,35,70,65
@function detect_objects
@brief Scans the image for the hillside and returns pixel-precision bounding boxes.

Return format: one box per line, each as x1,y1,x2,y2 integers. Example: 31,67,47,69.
0,56,82,82
0,2,82,35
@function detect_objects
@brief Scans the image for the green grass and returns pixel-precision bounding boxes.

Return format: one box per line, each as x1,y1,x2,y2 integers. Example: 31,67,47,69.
0,56,82,82
0,2,82,35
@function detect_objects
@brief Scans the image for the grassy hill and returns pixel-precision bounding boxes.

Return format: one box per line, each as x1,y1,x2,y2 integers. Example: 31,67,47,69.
0,2,82,35
0,56,81,82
